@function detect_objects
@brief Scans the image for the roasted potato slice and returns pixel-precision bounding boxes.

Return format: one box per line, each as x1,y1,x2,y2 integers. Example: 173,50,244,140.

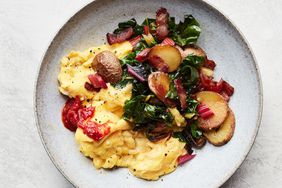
92,50,122,83
148,45,182,72
204,109,235,146
196,91,228,131
148,72,175,106
183,45,206,58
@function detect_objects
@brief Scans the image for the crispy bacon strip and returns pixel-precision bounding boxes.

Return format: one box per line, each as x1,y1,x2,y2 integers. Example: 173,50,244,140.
107,27,133,45
174,79,187,109
88,74,107,89
156,7,169,41
148,55,169,72
135,48,151,62
129,35,142,48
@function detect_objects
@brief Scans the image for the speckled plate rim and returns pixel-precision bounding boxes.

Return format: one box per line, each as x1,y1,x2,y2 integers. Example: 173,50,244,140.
34,0,263,187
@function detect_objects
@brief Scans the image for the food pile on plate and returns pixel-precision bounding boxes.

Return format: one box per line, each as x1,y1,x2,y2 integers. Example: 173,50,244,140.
58,7,235,180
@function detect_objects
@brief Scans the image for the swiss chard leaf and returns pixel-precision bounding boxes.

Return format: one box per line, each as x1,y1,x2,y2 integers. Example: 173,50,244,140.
170,15,201,46
172,132,186,142
123,95,174,126
142,18,157,32
119,52,138,66
114,66,151,96
114,18,144,37
172,120,202,146
171,64,199,87
166,75,178,100
190,121,202,139
185,97,199,114
183,54,205,68
118,18,137,28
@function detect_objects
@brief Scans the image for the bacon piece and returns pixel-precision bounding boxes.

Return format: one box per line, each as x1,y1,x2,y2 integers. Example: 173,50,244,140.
204,58,216,70
174,79,187,109
199,73,222,92
156,7,169,41
222,80,234,96
84,82,100,92
129,35,142,48
148,55,169,72
107,27,133,45
156,24,169,41
220,91,230,101
88,74,107,89
154,84,176,107
84,82,95,91
156,7,169,25
199,73,234,100
135,48,151,62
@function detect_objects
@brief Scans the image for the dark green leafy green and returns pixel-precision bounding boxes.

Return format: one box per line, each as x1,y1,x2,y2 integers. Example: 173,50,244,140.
183,54,205,68
172,132,186,142
190,121,202,139
113,18,143,37
172,120,203,152
185,97,199,114
171,64,199,87
169,15,201,46
118,18,137,28
166,80,178,100
123,95,174,126
142,18,157,32
114,65,151,96
119,52,138,66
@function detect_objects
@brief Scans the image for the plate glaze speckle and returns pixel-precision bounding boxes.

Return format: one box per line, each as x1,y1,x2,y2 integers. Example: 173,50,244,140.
34,0,263,187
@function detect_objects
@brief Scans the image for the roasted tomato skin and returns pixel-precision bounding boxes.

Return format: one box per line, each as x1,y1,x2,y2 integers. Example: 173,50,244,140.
78,120,110,141
61,97,95,132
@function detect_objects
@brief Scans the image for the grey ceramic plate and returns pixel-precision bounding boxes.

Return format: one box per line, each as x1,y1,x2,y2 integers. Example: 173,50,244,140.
35,0,263,187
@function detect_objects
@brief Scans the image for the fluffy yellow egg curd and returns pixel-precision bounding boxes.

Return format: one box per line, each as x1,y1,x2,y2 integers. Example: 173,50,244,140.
58,42,186,180
58,41,132,100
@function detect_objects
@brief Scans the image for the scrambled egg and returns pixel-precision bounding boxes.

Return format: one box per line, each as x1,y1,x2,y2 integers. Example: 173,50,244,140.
58,41,132,100
58,42,186,180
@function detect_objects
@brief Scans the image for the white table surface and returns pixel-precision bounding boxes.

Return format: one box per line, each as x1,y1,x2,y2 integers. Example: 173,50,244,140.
0,0,281,187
